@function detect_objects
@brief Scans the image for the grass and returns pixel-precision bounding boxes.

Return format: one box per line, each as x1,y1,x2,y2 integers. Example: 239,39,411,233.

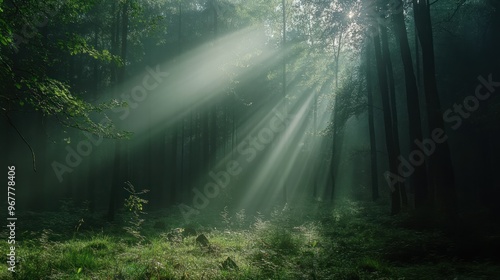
1,199,499,279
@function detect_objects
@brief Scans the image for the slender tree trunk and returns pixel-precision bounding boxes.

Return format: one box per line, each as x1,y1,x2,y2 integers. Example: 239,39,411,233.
210,0,218,168
88,22,100,212
334,32,343,89
282,0,287,203
110,1,120,84
189,111,194,190
392,0,428,208
93,23,99,96
203,109,210,173
313,89,318,198
108,0,129,221
171,126,178,202
380,25,408,207
210,104,217,167
330,96,341,202
118,0,129,82
414,9,421,88
373,31,402,215
231,103,236,158
413,0,457,220
365,41,379,201
166,1,184,204
180,118,185,193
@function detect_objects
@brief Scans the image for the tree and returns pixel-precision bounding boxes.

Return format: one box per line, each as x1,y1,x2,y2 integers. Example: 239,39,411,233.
109,0,131,221
365,40,379,201
413,0,457,221
380,22,407,208
373,27,402,215
391,0,428,208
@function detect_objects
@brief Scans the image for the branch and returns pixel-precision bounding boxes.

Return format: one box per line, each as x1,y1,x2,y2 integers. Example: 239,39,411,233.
434,0,466,25
4,113,37,172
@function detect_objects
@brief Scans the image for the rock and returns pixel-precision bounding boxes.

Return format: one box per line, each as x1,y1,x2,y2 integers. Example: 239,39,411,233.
221,257,238,270
182,227,197,237
196,234,210,247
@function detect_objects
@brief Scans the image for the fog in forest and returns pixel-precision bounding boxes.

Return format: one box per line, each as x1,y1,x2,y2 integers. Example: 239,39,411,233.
1,0,499,279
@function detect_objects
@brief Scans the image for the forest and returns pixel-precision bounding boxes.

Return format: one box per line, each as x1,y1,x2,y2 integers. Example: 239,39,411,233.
1,0,500,279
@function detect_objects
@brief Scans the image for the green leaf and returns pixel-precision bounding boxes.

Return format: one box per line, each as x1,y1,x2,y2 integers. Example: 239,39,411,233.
76,267,82,274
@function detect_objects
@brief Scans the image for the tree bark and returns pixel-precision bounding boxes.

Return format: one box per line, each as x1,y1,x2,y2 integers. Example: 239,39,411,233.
380,25,407,207
392,0,428,208
108,0,129,221
365,41,379,201
413,0,457,221
373,31,401,215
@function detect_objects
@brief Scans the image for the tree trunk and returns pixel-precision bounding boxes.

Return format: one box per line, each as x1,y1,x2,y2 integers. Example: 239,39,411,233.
171,126,178,202
392,0,428,208
110,1,120,84
203,109,210,173
313,88,318,198
380,25,407,207
210,104,217,168
373,31,401,215
330,96,341,201
413,0,457,221
282,0,288,203
108,0,129,221
210,0,218,168
365,41,379,201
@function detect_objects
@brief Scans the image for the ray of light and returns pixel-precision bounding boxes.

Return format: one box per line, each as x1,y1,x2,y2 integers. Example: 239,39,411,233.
104,26,288,135
234,87,318,211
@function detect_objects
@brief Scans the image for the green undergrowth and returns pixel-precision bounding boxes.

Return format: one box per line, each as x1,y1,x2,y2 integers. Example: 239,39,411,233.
1,199,499,279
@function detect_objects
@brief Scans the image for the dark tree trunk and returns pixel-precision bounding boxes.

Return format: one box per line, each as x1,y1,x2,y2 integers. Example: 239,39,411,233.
282,0,288,203
210,104,217,168
392,0,428,208
108,0,129,221
110,1,120,84
88,22,100,213
118,0,129,82
365,41,379,201
373,31,402,215
330,96,340,201
413,0,457,221
171,126,178,202
313,89,318,198
380,25,407,208
210,0,218,168
203,109,210,173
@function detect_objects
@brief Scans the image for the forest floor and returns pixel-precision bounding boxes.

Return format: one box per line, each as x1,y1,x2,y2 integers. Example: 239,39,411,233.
1,199,499,280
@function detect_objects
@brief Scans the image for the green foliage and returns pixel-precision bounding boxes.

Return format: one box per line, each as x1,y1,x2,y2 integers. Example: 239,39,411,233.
220,206,231,228
124,183,149,213
3,200,500,279
235,208,246,228
0,0,131,140
265,227,302,254
334,70,368,129
123,181,149,243
63,34,123,65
